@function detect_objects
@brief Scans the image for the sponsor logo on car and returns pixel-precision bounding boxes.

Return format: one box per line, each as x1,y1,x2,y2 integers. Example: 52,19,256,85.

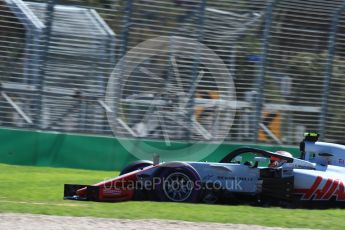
103,188,123,195
294,176,345,201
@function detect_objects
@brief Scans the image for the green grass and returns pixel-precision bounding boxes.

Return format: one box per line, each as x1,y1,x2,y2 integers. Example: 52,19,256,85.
0,163,344,229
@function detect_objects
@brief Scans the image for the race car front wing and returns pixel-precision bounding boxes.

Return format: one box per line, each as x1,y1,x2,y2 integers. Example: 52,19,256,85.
64,184,100,201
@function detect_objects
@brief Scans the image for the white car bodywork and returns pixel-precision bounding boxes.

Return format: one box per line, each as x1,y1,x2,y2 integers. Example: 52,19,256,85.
304,141,345,167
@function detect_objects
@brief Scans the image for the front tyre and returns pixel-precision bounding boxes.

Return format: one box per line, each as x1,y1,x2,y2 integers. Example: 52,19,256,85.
156,167,200,202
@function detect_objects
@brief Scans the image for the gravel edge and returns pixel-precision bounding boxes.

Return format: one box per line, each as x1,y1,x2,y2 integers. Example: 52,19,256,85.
0,213,312,230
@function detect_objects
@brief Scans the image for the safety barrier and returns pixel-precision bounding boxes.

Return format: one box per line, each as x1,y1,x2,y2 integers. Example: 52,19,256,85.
0,128,299,170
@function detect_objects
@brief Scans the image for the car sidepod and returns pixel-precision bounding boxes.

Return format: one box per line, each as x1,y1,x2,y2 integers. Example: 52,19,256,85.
188,162,294,204
259,166,294,203
293,166,345,207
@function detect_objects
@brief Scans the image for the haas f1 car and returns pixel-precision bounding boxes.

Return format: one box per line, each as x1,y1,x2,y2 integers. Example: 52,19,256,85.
65,143,345,207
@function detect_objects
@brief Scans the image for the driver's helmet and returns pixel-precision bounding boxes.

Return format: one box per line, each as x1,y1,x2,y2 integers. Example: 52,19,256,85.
269,150,293,168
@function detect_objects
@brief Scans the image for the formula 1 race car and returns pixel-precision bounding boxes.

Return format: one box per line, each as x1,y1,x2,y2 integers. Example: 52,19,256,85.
64,146,345,207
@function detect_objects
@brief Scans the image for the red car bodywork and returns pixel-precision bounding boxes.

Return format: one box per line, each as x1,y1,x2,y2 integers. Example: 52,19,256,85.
66,166,157,202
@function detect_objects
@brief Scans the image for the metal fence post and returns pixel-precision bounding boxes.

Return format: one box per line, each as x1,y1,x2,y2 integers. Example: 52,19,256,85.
186,0,207,141
253,0,279,142
120,0,133,58
318,1,345,140
35,0,56,129
23,31,33,85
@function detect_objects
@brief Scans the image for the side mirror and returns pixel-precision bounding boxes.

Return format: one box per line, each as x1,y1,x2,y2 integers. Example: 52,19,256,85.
234,156,243,163
254,157,267,163
252,157,268,168
153,154,160,165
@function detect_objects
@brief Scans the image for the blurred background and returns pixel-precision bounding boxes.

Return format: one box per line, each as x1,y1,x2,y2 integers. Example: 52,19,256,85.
0,0,344,146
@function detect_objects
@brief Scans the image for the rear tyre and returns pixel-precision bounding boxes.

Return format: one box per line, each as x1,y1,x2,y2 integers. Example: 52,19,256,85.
155,166,200,203
119,160,153,175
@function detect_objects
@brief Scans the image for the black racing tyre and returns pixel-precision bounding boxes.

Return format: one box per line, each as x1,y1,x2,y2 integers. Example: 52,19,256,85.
119,160,153,176
155,166,200,203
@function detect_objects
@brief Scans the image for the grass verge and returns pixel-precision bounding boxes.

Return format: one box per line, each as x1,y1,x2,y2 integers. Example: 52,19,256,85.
0,163,344,229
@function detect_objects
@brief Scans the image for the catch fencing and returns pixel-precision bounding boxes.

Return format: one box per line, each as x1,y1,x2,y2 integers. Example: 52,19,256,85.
0,0,344,145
